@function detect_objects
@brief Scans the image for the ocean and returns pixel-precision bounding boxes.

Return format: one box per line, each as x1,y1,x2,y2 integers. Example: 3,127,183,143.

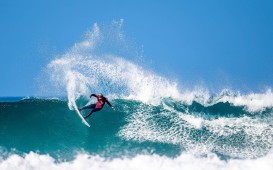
1,94,273,170
1,21,273,169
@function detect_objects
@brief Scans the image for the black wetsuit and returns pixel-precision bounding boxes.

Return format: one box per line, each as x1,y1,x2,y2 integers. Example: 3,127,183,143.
79,94,113,119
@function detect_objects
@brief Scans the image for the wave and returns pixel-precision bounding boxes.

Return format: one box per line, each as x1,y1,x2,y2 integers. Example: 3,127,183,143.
1,98,273,160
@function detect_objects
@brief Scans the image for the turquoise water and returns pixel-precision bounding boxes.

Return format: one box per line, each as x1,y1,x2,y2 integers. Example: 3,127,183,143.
1,97,272,162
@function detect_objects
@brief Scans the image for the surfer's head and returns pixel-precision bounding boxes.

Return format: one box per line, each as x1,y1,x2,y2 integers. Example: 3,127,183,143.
97,93,103,98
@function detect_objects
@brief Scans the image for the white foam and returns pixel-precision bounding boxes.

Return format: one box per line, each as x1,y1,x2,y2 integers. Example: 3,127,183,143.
119,101,273,158
173,88,273,112
1,151,273,170
215,89,273,112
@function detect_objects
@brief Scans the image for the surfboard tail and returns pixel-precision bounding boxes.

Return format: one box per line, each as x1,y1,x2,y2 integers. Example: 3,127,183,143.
72,102,91,127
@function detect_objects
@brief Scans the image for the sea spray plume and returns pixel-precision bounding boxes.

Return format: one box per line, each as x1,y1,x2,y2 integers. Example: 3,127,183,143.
46,21,182,108
47,55,182,107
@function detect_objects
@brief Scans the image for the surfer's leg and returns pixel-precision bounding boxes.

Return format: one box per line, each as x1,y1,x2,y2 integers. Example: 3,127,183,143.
79,104,96,111
84,108,101,119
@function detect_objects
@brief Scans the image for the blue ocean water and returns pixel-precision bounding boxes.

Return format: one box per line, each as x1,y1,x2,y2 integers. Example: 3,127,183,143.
1,21,273,169
0,96,273,169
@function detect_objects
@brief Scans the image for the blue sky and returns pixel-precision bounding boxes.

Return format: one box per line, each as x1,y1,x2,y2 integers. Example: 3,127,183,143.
1,0,273,96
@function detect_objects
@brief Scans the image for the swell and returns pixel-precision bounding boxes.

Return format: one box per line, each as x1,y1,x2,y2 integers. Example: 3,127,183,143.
1,98,273,160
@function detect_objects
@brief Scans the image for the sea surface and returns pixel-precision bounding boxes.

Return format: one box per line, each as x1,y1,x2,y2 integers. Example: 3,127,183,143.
1,94,273,170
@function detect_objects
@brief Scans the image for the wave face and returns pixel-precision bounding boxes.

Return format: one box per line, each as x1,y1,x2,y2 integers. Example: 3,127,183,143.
1,97,273,169
0,98,273,158
1,21,273,169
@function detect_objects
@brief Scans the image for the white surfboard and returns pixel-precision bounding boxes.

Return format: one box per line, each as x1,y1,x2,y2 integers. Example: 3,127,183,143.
73,103,90,127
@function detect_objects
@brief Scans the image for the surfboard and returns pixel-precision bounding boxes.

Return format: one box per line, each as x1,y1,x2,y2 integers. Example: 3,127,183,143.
74,104,90,127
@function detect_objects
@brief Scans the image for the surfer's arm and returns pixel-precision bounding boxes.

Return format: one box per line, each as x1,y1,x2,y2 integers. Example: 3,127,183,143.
106,99,115,110
90,94,97,98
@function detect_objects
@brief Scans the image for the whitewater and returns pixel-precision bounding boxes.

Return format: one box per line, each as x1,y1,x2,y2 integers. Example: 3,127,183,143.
1,21,273,170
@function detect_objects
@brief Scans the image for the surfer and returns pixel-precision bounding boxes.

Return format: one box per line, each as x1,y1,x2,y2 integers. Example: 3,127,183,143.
79,93,114,119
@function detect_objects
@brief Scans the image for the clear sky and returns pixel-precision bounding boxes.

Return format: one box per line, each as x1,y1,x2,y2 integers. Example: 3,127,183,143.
1,0,273,96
